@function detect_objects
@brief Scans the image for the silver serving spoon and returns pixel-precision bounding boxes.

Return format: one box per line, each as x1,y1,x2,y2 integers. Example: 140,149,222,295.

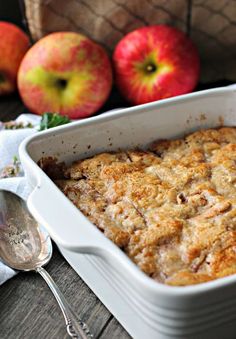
0,190,93,339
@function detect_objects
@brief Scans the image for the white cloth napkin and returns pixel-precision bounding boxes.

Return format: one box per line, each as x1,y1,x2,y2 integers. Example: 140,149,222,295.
0,114,41,285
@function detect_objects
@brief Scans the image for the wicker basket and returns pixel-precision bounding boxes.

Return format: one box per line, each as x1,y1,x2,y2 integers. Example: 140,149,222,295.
23,0,236,83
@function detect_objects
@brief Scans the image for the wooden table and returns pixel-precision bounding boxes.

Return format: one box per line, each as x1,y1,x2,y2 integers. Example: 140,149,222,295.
0,94,131,339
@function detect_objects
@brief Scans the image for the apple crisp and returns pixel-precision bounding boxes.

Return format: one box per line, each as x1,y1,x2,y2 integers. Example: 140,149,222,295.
39,127,236,286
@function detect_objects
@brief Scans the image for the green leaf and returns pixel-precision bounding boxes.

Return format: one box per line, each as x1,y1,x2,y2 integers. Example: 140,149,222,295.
39,112,71,131
12,155,19,165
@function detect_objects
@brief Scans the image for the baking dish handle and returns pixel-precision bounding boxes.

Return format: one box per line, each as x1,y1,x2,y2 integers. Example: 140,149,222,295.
27,178,115,255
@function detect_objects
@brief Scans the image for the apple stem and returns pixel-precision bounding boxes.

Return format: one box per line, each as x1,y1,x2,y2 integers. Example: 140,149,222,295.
146,64,157,73
56,78,67,89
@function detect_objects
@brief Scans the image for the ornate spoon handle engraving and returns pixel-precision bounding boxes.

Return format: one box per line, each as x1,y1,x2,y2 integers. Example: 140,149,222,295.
36,267,93,339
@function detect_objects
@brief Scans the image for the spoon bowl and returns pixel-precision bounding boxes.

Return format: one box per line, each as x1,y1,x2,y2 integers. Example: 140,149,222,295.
0,190,52,270
0,190,92,339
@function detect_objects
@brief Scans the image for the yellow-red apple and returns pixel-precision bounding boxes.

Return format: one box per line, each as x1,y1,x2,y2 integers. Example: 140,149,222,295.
113,25,200,105
18,32,113,119
0,22,29,95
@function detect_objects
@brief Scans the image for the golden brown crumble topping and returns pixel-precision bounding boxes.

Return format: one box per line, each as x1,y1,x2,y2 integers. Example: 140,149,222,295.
40,127,236,286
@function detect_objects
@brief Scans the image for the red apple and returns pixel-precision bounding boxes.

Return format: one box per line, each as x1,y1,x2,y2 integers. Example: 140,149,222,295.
113,25,200,105
18,32,113,119
0,22,30,95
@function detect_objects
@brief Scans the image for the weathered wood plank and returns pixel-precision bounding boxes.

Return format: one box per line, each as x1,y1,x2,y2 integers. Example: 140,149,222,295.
0,246,115,339
99,317,131,339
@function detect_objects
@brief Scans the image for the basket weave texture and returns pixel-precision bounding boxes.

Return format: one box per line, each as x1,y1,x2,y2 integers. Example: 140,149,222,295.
24,0,236,83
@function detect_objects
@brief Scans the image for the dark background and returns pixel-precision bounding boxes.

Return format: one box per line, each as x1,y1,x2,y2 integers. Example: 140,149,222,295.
0,1,24,28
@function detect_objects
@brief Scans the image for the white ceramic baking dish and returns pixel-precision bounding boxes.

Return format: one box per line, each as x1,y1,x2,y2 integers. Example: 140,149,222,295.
19,86,236,339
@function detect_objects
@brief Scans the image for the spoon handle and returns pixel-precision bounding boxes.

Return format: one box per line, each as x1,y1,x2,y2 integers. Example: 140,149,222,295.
36,266,93,339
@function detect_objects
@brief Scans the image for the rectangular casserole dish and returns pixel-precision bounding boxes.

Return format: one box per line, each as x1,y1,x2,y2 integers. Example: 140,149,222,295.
20,86,236,339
